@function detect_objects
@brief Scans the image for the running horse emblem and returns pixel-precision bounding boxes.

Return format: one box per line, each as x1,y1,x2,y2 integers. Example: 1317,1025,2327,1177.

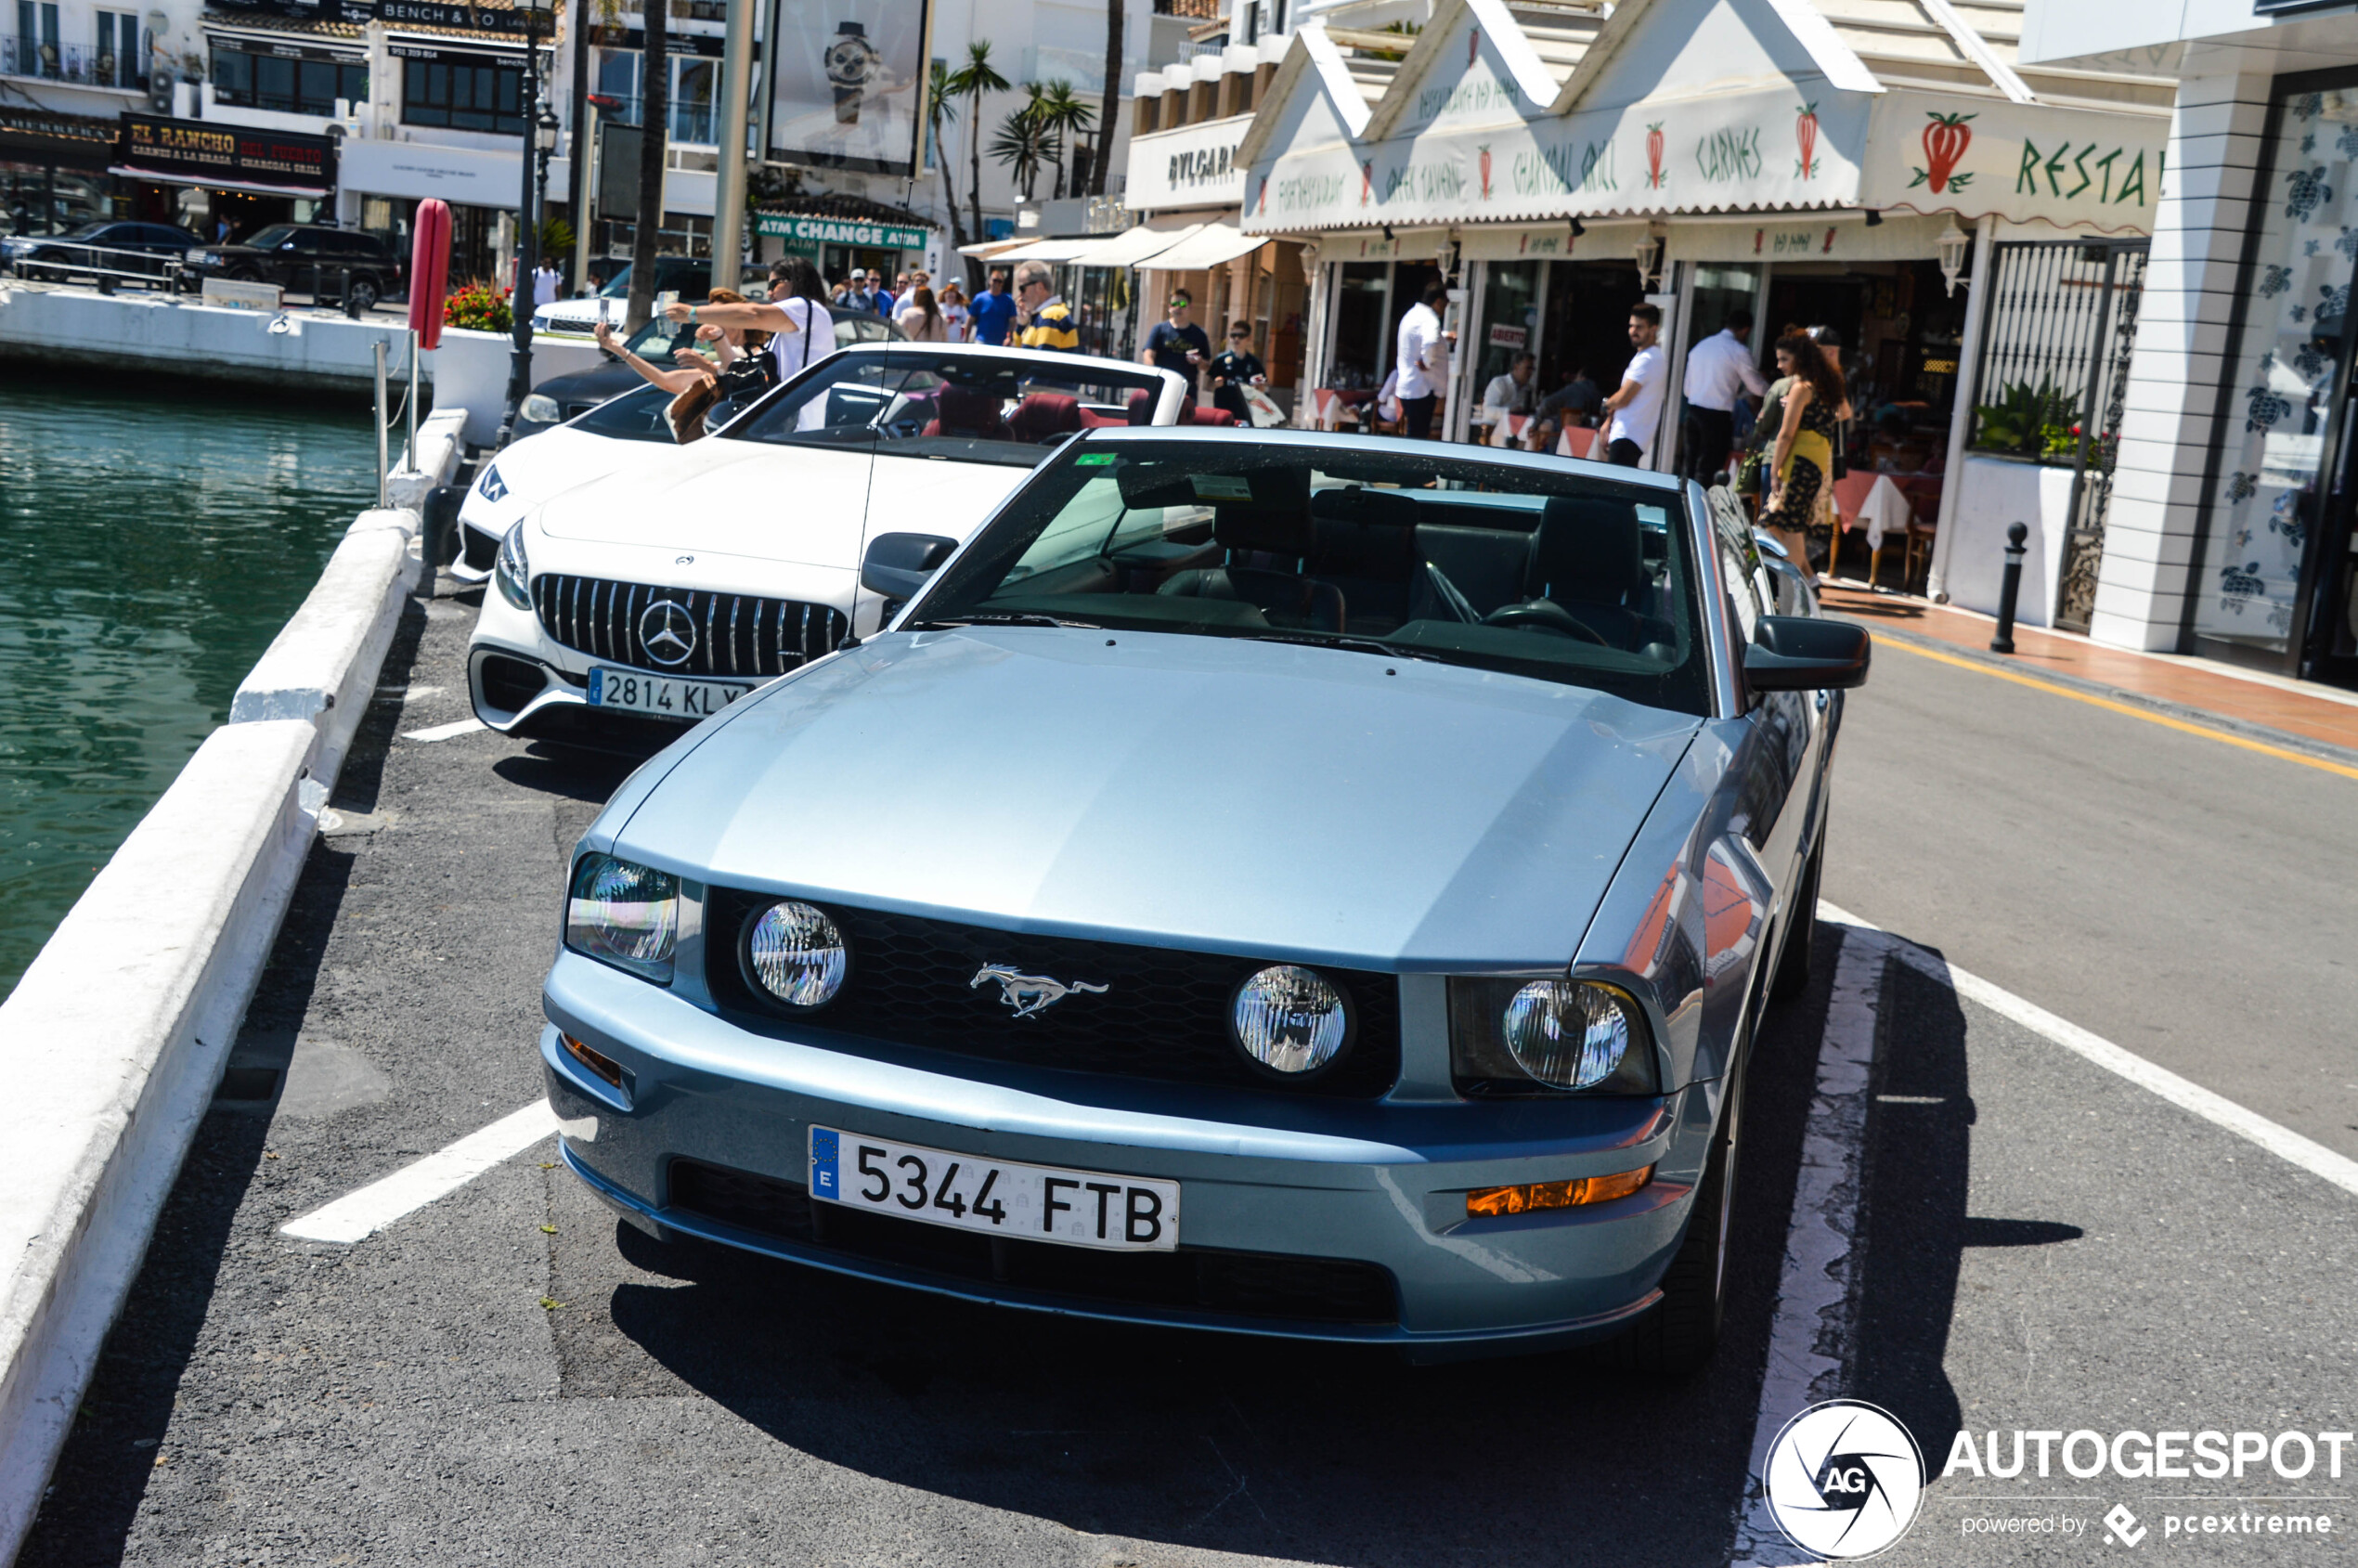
970,964,1109,1018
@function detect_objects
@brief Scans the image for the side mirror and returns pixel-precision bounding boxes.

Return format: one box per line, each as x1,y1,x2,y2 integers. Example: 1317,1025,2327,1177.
861,532,958,602
1745,615,1870,692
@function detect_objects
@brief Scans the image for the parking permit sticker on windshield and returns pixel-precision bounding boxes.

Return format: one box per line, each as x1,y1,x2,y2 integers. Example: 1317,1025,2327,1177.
1191,474,1254,501
1076,452,1116,466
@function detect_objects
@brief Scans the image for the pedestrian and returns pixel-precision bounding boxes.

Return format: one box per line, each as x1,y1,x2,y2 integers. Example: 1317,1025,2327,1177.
938,279,971,342
1526,364,1602,452
971,268,1017,346
895,285,949,342
532,257,561,309
1141,291,1210,385
1012,260,1078,352
1599,304,1666,467
758,256,836,382
868,269,896,316
1393,279,1452,440
1758,330,1846,587
1479,350,1537,447
601,286,767,443
1680,307,1768,483
1208,319,1267,424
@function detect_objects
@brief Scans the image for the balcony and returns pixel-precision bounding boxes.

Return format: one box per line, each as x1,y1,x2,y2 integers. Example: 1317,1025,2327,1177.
0,34,146,90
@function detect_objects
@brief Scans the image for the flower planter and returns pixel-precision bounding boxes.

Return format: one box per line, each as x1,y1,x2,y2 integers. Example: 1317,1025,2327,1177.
1944,453,2076,628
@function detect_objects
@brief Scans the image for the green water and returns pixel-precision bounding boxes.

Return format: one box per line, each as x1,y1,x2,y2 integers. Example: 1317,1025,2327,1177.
0,378,383,1003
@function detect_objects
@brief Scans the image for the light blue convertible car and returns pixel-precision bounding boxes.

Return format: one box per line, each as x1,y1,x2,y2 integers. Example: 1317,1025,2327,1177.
541,429,1869,1372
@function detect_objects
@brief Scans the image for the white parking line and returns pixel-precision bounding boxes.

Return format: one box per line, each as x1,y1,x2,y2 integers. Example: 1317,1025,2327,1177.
1730,923,1890,1567
401,718,486,743
279,1101,559,1243
1821,903,2358,1200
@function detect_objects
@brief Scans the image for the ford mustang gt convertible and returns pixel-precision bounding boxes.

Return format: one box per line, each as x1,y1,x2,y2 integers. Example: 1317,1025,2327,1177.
539,429,1870,1371
466,343,1189,748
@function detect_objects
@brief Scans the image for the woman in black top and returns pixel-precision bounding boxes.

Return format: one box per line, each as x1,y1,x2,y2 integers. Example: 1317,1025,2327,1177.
1209,320,1266,424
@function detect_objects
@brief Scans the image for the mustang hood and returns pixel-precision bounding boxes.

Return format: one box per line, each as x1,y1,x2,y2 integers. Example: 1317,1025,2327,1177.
613,628,1699,969
538,442,1034,565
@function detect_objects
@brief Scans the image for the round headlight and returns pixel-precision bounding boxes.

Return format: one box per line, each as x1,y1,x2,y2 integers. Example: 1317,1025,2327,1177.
744,901,847,1009
1232,965,1349,1075
1502,980,1639,1089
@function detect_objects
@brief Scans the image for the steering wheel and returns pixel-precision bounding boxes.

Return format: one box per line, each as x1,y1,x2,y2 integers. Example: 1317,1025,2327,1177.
1482,601,1608,644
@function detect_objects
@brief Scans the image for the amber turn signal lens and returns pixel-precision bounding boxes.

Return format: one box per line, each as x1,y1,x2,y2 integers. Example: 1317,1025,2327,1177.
562,1032,625,1088
1466,1165,1653,1217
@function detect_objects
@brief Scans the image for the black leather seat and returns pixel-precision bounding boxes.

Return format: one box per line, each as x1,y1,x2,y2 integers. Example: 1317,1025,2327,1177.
1159,473,1341,630
1485,496,1670,649
1309,487,1420,631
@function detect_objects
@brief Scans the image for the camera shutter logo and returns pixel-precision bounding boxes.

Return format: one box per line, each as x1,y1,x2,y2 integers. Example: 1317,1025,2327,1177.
639,600,698,667
1765,1400,1925,1559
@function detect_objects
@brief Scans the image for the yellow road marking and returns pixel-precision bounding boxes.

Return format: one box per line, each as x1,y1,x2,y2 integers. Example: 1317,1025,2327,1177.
1878,636,2358,783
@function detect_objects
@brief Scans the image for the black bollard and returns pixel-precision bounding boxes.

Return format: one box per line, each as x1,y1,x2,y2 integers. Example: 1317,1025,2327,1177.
1990,520,2028,654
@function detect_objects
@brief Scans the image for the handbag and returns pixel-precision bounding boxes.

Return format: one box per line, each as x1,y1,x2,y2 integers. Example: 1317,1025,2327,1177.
666,378,719,444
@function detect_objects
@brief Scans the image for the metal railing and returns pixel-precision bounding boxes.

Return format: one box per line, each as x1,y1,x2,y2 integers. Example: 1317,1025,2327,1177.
4,238,184,293
0,34,144,88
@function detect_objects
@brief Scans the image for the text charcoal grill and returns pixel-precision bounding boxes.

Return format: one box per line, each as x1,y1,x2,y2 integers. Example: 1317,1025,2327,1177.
533,573,847,679
705,893,1403,1099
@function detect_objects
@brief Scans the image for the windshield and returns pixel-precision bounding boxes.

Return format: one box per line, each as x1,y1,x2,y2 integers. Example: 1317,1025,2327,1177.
65,222,111,239
723,349,1172,469
245,225,297,249
566,383,678,443
910,439,1711,713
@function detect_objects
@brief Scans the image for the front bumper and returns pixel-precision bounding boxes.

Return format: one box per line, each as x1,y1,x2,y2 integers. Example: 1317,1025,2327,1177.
542,951,1719,1354
467,583,732,749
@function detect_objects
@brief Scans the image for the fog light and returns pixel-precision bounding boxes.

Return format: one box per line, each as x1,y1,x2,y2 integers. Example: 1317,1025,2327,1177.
1466,1165,1652,1217
562,1032,624,1088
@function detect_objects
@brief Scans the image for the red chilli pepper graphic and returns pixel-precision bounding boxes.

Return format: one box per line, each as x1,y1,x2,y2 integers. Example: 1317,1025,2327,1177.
1256,175,1267,214
1469,27,1480,67
1911,111,1976,195
1360,160,1374,206
1478,144,1492,200
1646,123,1665,190
1795,100,1819,180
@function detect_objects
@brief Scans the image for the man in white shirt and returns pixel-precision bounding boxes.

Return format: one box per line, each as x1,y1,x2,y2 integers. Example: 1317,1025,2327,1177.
532,260,561,309
1393,279,1454,441
1679,307,1768,482
1480,351,1537,447
1600,303,1665,467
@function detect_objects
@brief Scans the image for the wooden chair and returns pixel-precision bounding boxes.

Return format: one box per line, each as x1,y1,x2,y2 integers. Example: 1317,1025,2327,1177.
1557,425,1600,460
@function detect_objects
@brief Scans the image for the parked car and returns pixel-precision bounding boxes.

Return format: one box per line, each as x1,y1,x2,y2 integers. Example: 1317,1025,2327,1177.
537,428,1870,1370
179,224,404,309
530,256,771,336
465,344,1189,748
504,309,908,446
4,220,201,282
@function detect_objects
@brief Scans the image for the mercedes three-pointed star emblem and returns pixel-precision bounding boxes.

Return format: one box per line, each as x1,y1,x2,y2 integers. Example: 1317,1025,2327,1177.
638,599,697,667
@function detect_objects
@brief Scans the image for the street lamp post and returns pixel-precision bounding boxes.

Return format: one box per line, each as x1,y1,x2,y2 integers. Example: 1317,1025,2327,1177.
496,0,557,448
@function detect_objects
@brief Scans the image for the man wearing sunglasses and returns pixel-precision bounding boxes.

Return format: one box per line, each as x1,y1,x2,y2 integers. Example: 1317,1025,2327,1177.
1141,291,1211,393
1208,318,1268,426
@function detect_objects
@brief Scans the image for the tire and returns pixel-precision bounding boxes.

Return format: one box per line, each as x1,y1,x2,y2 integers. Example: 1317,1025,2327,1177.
1769,831,1824,1003
1627,1058,1745,1380
349,274,381,311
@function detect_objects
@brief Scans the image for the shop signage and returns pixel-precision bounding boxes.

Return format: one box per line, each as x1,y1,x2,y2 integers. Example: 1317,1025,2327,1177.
337,134,515,202
206,0,551,33
1126,115,1250,211
754,213,928,250
1487,322,1526,349
1857,92,2168,233
115,111,335,193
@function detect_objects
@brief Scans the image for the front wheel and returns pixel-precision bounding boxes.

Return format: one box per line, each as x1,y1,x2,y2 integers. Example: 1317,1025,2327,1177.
348,274,381,311
1626,1064,1744,1379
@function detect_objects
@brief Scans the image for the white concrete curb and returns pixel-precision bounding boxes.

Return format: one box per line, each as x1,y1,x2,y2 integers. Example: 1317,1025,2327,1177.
0,720,317,1561
0,411,471,1564
387,407,469,512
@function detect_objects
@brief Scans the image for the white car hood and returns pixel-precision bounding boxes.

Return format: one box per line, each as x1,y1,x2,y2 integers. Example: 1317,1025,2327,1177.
462,425,653,535
534,440,1037,569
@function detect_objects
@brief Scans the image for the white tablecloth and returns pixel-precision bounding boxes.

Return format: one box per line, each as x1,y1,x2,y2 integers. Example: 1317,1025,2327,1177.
1845,473,1915,550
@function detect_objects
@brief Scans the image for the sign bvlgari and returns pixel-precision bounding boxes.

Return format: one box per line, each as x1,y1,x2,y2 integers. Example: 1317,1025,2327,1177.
1127,114,1251,212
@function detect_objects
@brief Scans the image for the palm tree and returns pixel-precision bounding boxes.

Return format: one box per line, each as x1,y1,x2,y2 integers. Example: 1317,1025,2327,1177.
926,59,978,290
989,103,1049,203
1087,0,1121,195
946,42,1009,263
623,0,668,331
1035,80,1095,201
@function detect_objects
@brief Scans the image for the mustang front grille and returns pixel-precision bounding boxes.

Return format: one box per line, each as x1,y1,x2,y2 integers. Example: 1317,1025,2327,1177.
703,892,1403,1099
531,573,847,680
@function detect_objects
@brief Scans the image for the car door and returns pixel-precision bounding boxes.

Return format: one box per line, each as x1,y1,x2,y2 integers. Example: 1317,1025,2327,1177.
1711,519,1819,952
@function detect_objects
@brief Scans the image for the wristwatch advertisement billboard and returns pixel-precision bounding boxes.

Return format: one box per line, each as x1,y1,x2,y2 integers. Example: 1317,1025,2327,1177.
765,0,931,177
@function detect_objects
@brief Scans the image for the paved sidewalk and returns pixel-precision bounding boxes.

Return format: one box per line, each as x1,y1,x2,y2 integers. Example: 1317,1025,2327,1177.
1819,584,2358,758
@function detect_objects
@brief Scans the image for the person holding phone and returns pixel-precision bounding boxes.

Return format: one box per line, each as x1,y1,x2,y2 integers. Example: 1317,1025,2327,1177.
1141,292,1211,394
1209,320,1267,425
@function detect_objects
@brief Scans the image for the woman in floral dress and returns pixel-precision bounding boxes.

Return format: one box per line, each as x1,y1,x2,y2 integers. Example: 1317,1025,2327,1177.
1760,330,1848,586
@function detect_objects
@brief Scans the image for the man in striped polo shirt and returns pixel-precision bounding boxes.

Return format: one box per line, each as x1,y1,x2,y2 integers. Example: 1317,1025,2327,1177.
1012,260,1079,353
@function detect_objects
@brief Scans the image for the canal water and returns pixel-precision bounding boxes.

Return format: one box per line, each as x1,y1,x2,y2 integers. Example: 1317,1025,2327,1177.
0,378,382,1003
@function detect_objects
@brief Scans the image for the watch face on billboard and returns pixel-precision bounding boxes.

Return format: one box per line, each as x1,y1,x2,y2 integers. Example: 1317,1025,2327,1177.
766,0,930,176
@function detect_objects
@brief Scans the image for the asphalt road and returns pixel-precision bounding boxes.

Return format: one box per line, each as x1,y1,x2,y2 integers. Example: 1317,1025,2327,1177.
19,588,2356,1566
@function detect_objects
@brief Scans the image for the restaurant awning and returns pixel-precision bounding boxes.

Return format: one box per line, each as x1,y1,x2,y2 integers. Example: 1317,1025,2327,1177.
955,237,1029,258
987,237,1108,263
1134,223,1267,271
1068,220,1206,267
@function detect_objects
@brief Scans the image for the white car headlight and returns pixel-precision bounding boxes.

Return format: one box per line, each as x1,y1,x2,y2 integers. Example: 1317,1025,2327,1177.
495,521,531,611
1501,979,1640,1089
743,901,848,1009
520,393,563,424
1232,965,1349,1075
564,853,677,983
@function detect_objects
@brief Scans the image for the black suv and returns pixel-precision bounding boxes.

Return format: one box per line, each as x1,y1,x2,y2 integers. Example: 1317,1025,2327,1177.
180,224,405,309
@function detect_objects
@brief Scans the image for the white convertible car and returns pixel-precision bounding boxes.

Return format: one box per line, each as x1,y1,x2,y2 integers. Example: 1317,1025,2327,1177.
467,343,1193,747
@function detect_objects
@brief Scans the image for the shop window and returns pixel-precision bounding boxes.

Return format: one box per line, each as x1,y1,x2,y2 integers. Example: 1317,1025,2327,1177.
2192,83,2358,660
94,10,140,88
212,45,356,115
1471,261,1542,419
9,2,58,79
402,56,526,134
1327,262,1389,389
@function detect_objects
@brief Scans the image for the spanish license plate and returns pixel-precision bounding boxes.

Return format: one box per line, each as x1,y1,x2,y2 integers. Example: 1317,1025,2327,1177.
808,1126,1181,1252
586,666,749,719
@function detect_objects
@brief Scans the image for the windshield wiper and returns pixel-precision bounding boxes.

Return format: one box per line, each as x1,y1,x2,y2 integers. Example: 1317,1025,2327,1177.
1235,631,1442,662
909,611,1103,629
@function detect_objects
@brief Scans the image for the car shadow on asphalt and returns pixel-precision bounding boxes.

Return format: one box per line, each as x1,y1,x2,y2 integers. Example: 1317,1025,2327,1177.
557,923,1859,1568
